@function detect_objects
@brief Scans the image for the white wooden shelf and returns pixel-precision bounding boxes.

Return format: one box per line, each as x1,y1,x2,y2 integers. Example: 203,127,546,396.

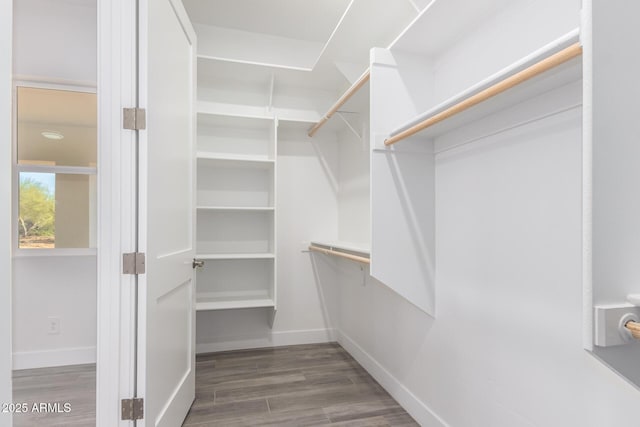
196,253,275,260
387,30,582,141
197,101,322,126
197,206,274,212
197,101,273,121
197,152,274,164
196,295,275,311
390,0,514,57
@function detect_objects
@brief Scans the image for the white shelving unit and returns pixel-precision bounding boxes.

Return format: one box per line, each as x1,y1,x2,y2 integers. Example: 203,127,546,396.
195,110,277,311
192,38,360,318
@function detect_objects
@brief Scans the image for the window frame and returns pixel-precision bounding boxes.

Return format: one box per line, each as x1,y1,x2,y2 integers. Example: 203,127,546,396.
13,80,98,257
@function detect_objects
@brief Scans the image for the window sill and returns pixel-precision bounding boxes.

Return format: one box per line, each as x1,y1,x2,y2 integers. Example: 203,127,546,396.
13,248,97,258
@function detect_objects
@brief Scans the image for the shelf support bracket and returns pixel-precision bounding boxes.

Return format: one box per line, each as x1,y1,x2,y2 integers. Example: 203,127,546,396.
336,111,363,141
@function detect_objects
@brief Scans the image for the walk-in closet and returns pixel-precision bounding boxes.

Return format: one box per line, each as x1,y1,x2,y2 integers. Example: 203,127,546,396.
3,0,640,426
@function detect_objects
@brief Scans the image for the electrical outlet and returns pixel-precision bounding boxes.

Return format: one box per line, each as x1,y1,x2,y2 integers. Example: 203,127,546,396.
47,317,60,335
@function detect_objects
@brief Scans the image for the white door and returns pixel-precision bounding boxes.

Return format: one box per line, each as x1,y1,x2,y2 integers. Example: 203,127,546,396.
137,0,196,426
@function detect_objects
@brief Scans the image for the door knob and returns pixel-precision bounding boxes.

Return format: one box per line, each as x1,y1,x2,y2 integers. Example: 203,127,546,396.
192,259,204,269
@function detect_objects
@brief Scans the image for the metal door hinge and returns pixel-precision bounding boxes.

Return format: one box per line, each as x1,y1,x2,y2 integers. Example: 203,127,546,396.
121,398,144,420
123,252,146,275
123,107,146,130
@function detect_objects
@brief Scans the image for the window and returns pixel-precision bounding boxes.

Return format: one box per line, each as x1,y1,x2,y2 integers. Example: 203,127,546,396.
15,86,97,249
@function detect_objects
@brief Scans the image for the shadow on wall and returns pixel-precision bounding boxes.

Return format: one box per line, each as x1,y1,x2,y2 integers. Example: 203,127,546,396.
309,254,341,333
310,253,435,386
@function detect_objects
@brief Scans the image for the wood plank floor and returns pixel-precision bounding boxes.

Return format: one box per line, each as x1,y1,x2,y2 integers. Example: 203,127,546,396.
12,364,96,426
184,343,418,426
11,343,417,426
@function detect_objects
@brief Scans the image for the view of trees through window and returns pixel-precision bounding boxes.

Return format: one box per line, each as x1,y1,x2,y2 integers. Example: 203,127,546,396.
16,86,97,249
18,172,55,248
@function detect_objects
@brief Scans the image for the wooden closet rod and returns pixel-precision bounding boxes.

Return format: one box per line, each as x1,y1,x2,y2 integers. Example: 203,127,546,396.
384,42,583,146
626,321,640,340
309,245,371,264
308,69,370,137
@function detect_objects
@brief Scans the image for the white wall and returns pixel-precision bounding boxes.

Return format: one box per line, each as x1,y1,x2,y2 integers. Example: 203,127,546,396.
195,125,341,352
12,256,97,368
335,86,640,426
327,1,640,425
1,0,13,424
337,127,370,246
13,0,97,84
12,0,97,369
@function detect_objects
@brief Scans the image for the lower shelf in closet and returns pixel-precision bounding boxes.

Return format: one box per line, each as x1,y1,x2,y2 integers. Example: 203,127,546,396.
196,291,275,311
197,253,275,260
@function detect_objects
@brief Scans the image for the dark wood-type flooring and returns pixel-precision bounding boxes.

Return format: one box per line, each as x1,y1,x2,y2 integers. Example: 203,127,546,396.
11,343,418,426
184,343,418,426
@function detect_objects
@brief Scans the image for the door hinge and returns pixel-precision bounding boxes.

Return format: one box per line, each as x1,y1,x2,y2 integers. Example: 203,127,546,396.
121,398,144,421
123,107,146,130
123,252,146,275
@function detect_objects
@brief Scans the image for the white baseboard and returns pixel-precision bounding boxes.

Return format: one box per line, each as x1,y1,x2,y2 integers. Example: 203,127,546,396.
336,330,449,427
196,328,336,354
13,346,96,370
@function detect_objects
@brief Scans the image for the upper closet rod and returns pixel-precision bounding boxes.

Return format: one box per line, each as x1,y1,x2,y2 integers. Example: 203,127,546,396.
384,37,583,146
308,69,370,137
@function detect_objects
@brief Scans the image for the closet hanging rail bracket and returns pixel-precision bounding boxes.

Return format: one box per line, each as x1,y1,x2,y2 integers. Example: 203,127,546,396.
308,69,370,137
594,304,640,347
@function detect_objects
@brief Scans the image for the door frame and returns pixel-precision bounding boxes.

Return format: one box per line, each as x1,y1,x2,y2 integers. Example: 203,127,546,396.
1,0,14,425
96,0,139,425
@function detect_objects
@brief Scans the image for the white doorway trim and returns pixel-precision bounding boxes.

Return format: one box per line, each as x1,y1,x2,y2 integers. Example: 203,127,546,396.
96,0,138,425
1,0,14,425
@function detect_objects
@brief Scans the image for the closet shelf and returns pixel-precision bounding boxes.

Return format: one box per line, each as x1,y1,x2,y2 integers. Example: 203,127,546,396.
197,101,273,121
385,29,582,145
309,241,370,264
308,68,370,137
196,253,275,260
196,294,275,311
197,152,275,165
390,0,515,57
197,101,322,125
197,206,274,212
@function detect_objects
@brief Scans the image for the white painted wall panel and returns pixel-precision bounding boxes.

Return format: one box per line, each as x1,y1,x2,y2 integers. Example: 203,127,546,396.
589,0,640,386
369,48,436,315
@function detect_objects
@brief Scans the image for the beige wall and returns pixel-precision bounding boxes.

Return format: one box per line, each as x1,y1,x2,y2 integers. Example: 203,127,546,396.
55,174,91,248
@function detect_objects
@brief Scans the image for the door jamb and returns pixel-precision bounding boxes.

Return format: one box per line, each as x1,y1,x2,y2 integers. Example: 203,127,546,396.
96,0,138,425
